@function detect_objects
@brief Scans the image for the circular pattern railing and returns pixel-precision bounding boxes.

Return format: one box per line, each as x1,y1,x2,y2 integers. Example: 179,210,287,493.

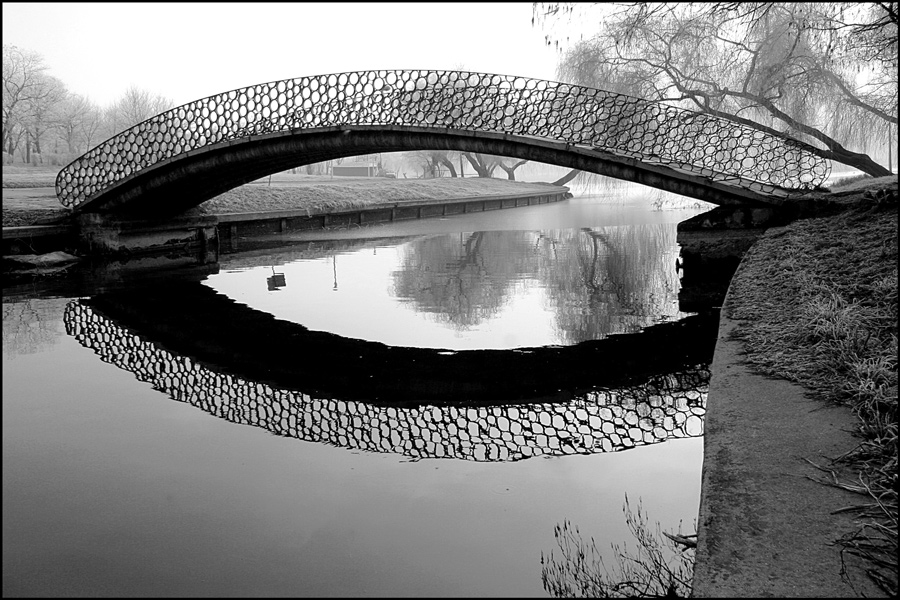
65,300,708,461
55,69,830,209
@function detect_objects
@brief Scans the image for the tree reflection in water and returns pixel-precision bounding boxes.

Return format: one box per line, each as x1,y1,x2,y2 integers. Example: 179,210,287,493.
542,495,695,598
2,298,71,359
542,224,684,344
392,224,687,344
391,231,537,329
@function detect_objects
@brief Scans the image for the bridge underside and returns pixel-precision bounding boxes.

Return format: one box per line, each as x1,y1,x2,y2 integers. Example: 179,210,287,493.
72,125,780,217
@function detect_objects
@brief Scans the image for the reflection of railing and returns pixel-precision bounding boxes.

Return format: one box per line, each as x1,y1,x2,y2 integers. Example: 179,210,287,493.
55,70,830,209
64,301,708,461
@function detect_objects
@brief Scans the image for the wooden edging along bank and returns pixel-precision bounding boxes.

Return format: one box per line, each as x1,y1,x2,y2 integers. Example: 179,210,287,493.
216,189,570,242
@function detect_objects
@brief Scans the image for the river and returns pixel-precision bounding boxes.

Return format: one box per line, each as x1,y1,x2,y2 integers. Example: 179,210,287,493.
3,185,717,597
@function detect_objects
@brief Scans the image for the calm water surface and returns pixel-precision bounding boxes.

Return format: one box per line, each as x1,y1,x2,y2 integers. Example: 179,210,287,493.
3,191,713,597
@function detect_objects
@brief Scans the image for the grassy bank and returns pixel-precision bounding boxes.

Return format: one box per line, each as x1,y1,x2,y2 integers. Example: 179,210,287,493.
189,175,564,216
1,166,564,227
1,164,59,188
727,175,898,595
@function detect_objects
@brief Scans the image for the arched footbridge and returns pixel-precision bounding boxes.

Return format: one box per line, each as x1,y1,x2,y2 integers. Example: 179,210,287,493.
56,70,830,216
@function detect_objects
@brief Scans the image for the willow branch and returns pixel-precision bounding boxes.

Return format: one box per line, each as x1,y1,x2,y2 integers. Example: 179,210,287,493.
819,69,898,124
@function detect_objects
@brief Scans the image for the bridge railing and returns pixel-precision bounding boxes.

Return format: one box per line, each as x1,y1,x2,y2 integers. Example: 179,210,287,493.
55,69,830,209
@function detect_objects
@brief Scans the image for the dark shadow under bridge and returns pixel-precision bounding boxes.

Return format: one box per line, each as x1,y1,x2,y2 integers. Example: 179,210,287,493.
56,70,830,217
70,279,719,406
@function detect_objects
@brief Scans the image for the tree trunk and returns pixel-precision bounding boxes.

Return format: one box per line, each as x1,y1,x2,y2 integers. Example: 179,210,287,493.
438,157,458,177
497,159,528,180
814,143,891,178
462,152,495,177
697,91,894,178
553,168,581,186
887,123,893,174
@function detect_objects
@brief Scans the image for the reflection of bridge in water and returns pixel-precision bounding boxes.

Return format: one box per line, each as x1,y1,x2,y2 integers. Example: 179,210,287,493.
64,301,707,461
57,70,829,217
67,280,718,404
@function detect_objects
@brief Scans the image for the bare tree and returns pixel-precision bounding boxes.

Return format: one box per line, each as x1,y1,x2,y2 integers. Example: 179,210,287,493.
4,46,182,165
462,152,500,177
21,74,66,163
432,151,459,177
101,85,174,138
496,157,530,180
536,2,898,176
402,150,460,178
2,45,65,160
53,94,102,155
461,152,530,180
78,100,103,151
54,94,88,155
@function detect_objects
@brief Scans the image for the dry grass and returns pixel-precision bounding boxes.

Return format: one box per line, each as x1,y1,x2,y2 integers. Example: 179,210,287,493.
2,167,564,226
1,165,59,188
726,182,898,595
828,173,891,192
191,176,562,215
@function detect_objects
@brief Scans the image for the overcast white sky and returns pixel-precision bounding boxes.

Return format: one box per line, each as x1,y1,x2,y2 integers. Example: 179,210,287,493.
3,2,577,108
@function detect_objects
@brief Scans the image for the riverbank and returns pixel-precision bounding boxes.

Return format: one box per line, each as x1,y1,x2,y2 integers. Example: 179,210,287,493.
693,174,898,598
1,167,565,228
2,174,570,258
3,169,897,596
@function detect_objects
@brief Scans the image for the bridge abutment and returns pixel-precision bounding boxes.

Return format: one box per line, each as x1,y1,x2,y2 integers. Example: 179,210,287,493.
76,212,219,262
675,205,788,312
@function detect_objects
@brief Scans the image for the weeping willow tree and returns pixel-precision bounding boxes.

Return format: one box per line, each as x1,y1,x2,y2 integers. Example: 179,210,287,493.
535,2,898,177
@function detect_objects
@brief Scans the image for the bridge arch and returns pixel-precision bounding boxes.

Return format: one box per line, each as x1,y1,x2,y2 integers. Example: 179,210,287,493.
56,70,830,215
